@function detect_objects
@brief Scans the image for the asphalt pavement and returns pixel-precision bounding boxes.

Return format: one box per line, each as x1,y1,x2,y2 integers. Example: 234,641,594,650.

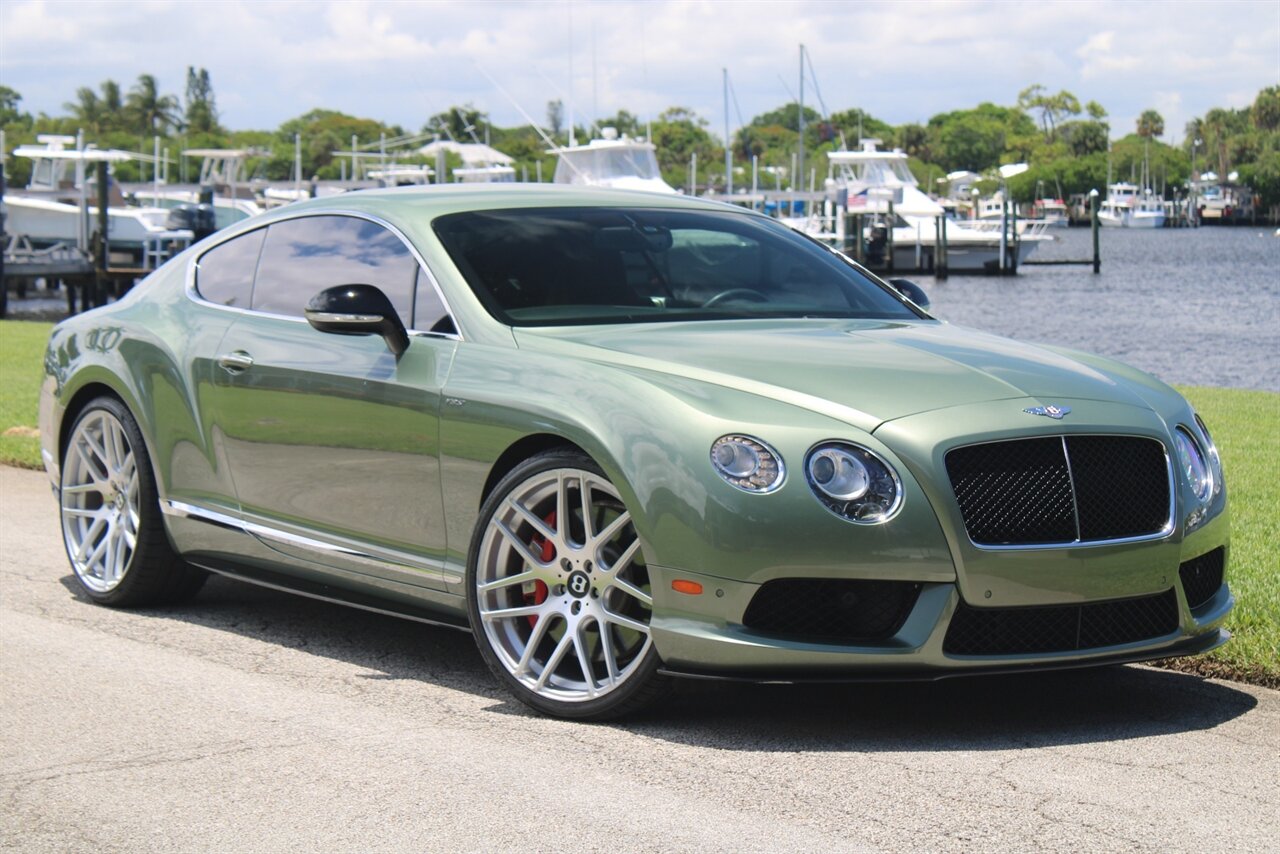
2,465,1277,852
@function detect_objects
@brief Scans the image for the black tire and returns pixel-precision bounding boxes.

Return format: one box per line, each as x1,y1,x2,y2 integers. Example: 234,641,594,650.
59,396,207,607
468,448,670,722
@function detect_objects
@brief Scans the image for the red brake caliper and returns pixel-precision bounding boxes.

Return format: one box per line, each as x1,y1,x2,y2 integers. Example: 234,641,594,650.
523,511,554,627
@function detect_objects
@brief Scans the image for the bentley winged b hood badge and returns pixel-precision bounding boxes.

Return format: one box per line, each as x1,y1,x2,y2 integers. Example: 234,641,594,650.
1024,404,1071,419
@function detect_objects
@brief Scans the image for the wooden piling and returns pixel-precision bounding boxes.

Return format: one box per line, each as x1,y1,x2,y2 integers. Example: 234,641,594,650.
886,201,895,273
998,199,1008,273
93,162,109,308
940,214,948,277
934,215,949,279
1010,201,1019,274
1091,191,1101,274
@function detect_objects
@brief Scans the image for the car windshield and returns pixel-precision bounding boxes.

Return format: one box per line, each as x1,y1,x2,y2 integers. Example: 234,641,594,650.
432,207,922,326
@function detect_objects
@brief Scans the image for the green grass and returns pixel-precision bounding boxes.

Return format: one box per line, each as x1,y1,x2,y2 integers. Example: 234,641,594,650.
0,320,52,469
1173,386,1280,686
0,318,1276,684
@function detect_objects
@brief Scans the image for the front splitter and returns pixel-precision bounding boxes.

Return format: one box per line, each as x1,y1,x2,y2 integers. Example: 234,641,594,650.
656,628,1229,684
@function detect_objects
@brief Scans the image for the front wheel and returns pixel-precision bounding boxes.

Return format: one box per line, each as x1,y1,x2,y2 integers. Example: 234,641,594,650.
466,450,669,719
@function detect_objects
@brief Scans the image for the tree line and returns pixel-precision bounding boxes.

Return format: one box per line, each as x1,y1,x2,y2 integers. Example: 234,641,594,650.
2,71,1277,207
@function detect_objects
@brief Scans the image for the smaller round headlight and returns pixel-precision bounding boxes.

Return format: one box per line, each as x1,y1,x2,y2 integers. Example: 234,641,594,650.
1174,427,1211,504
710,435,785,493
804,442,902,524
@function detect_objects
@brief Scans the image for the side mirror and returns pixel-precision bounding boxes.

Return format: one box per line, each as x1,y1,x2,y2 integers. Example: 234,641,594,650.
888,278,931,312
304,284,409,357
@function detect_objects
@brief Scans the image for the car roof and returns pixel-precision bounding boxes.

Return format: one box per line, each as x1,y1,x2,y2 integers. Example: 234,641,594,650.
280,182,753,219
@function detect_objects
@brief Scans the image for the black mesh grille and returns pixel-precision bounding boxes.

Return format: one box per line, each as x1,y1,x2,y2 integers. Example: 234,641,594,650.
943,589,1180,655
1179,548,1225,610
945,438,1076,545
742,579,921,643
945,435,1169,546
1066,436,1170,540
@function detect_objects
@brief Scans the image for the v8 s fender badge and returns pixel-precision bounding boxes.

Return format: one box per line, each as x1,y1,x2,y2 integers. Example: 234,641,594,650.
1024,404,1071,419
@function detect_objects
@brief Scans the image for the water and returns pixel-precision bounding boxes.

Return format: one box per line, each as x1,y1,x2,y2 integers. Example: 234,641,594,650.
6,225,1279,391
918,226,1280,392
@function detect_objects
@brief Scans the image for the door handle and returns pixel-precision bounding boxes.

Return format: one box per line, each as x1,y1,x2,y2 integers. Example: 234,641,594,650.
217,351,254,374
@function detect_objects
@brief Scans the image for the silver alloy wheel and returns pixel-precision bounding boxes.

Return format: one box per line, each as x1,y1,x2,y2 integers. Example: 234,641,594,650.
61,409,141,593
476,468,654,703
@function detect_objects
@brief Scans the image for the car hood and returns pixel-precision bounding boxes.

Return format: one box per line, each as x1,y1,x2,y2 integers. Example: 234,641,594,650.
514,319,1158,431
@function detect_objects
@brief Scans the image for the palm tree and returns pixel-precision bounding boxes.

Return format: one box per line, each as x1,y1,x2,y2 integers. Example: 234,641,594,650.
1202,108,1233,178
1136,109,1165,139
126,74,180,134
64,86,106,132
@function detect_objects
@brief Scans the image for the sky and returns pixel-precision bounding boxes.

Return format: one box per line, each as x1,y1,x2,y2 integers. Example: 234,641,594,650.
2,0,1277,144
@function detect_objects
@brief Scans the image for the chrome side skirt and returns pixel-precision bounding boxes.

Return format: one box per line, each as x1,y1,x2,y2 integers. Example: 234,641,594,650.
160,499,456,585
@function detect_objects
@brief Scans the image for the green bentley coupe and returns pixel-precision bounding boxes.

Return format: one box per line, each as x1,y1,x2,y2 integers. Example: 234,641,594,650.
38,186,1232,719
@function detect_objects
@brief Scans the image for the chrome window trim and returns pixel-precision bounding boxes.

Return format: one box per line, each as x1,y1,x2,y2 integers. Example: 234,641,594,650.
161,499,457,584
944,433,1177,552
185,208,464,341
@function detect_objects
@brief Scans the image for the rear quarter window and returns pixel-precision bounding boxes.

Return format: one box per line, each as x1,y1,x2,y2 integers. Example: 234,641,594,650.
194,228,265,308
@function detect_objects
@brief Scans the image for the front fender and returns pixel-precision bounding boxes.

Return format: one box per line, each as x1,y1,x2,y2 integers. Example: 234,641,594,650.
439,342,956,590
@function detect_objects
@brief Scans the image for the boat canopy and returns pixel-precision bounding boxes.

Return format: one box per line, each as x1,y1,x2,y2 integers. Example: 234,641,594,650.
553,145,660,184
418,141,514,167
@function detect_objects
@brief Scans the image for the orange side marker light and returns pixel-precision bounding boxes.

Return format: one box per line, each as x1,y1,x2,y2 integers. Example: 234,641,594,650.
672,579,704,595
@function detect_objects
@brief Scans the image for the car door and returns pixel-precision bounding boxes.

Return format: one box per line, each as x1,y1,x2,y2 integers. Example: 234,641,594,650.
164,225,265,518
212,213,458,590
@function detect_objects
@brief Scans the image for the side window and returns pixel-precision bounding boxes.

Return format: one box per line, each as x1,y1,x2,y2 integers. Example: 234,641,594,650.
252,215,416,325
195,228,265,308
412,267,456,334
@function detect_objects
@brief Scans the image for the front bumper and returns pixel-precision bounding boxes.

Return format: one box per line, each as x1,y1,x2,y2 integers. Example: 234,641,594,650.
646,563,1233,678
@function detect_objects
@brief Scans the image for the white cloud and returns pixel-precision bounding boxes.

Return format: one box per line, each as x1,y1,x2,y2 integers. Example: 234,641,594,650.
1077,31,1141,79
0,0,1275,142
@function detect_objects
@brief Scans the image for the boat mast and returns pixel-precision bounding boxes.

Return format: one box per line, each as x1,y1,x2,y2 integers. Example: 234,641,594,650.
797,44,805,194
723,68,732,196
567,4,576,147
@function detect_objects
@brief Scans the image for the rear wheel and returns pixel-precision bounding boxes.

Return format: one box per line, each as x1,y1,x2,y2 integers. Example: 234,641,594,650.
60,397,206,606
466,450,668,719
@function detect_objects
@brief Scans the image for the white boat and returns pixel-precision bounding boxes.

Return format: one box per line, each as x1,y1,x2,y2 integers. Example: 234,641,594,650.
416,139,516,183
1098,182,1166,228
1031,198,1070,227
128,149,262,228
550,128,675,193
5,135,192,254
822,140,1050,272
976,192,1019,222
369,165,434,186
1194,173,1254,224
453,165,517,183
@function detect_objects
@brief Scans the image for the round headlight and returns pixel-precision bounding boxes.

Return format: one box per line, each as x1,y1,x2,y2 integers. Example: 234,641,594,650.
805,442,902,523
710,435,784,493
1194,413,1224,498
808,447,870,500
1174,427,1211,503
